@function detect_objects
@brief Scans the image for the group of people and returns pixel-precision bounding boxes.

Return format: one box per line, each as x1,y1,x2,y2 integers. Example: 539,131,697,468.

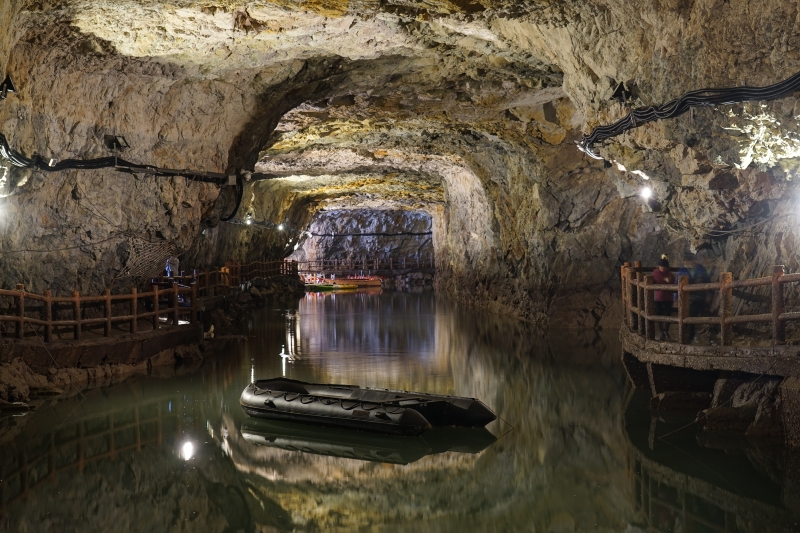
650,252,711,341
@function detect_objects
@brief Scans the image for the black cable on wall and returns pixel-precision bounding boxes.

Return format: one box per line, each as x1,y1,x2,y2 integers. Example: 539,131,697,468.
0,132,231,183
578,70,800,159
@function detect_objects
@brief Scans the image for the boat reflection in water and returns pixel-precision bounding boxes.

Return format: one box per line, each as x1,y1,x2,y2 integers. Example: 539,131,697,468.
240,418,497,465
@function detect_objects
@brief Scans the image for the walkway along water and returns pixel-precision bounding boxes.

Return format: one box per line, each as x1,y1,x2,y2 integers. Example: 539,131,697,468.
0,260,298,343
0,260,301,405
619,260,800,447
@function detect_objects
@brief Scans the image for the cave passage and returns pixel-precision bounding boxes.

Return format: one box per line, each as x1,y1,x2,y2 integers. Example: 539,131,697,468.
3,1,800,530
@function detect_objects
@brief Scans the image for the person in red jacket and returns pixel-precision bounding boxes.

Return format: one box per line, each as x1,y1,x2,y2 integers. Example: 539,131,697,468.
652,256,675,340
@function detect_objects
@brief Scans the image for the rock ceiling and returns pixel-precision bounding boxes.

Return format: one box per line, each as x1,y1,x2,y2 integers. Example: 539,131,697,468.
2,0,800,323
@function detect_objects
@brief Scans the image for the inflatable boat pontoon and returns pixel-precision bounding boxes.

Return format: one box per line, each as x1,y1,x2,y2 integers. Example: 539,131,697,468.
240,377,496,436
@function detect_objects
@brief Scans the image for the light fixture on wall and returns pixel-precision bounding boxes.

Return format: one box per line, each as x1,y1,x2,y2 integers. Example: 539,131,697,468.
278,224,284,231
0,75,16,100
640,186,653,200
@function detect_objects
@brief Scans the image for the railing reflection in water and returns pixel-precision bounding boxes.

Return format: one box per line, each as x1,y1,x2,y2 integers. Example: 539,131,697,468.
631,456,738,533
0,396,201,518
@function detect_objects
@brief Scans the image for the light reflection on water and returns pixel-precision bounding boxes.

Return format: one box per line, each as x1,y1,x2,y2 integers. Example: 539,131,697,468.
0,291,798,532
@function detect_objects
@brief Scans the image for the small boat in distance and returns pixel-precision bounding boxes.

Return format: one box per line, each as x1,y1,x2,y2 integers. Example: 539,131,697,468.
240,377,496,436
304,283,358,291
343,275,382,287
303,273,359,291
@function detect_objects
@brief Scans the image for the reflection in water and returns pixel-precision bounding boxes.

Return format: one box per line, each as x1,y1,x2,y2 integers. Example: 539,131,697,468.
240,419,496,465
1,290,797,531
625,389,800,532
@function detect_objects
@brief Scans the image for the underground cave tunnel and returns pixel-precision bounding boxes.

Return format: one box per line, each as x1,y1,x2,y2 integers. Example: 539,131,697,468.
3,0,800,531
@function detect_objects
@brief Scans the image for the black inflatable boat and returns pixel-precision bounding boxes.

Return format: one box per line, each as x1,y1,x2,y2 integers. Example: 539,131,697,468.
239,377,496,436
240,418,497,465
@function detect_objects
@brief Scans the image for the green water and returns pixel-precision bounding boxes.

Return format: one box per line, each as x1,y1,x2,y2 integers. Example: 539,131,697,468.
1,291,797,532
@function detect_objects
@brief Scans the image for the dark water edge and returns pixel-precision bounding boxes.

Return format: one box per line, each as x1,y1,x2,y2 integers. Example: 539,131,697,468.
1,290,798,532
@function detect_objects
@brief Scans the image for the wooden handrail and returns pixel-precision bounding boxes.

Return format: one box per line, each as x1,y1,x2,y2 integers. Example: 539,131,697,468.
622,262,800,346
0,259,300,342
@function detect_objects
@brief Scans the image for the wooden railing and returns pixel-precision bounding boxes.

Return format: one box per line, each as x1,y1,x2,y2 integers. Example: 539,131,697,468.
227,259,298,287
0,260,299,343
0,282,196,342
297,255,434,273
622,261,800,346
150,260,298,296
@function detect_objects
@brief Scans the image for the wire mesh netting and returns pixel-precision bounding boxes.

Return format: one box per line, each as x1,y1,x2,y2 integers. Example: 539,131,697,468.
117,236,180,280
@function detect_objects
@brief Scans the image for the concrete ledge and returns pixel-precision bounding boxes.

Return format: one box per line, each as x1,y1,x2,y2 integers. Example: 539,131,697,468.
621,326,800,377
0,324,203,374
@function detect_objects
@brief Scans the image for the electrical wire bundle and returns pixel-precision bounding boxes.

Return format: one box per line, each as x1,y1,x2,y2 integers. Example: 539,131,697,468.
0,132,230,183
578,70,800,159
0,131,248,219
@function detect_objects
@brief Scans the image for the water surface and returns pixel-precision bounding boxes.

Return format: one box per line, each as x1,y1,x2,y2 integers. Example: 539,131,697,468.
1,291,797,532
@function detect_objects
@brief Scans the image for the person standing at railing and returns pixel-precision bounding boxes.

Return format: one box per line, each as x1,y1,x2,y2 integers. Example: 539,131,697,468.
165,256,179,278
675,252,711,342
652,255,675,340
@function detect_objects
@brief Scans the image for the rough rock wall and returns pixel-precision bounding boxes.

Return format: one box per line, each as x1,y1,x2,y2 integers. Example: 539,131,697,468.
289,209,433,262
2,0,800,325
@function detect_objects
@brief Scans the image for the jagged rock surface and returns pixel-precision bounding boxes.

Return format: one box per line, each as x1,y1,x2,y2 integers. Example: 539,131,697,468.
1,0,800,324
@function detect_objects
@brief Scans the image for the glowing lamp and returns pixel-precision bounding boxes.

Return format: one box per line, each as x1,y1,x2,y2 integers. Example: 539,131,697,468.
640,186,652,199
278,224,284,231
181,441,194,460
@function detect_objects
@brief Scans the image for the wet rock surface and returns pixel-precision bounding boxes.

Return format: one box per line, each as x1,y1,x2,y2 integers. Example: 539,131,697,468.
290,209,434,263
384,270,435,290
202,275,305,335
0,342,204,405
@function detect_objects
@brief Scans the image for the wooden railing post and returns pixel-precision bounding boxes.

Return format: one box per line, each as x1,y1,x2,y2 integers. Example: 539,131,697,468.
636,272,645,334
130,288,138,334
719,272,733,346
621,263,630,328
644,275,656,341
171,282,179,325
104,289,112,337
677,276,689,344
626,267,636,330
773,265,786,344
14,284,24,339
72,290,81,340
43,290,52,342
153,285,160,330
190,282,198,323
633,261,642,329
